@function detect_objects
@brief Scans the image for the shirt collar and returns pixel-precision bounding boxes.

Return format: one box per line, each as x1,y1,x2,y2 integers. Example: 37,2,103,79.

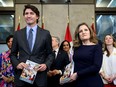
26,24,38,33
55,48,59,53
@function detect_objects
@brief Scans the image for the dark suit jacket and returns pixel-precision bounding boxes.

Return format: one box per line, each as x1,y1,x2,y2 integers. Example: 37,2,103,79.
10,26,54,86
48,50,70,87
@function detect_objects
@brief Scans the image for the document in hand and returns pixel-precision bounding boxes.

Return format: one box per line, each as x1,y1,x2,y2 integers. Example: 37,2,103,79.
19,60,39,84
113,78,116,85
60,60,74,84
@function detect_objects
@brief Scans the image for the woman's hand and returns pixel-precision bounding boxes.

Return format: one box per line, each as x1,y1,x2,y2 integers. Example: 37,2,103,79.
103,75,112,83
70,72,78,82
2,75,11,83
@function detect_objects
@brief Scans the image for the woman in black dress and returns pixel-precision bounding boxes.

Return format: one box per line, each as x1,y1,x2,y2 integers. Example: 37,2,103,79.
70,22,103,87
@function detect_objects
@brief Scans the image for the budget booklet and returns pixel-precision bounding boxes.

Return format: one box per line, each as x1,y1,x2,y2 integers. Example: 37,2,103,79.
19,60,39,84
60,60,74,84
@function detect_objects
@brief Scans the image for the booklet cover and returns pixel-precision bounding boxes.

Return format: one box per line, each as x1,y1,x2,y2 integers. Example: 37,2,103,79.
113,79,116,85
19,60,39,84
60,60,74,84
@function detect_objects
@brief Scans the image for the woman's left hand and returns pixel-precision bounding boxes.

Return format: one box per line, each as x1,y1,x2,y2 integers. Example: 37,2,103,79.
2,75,11,83
70,72,78,82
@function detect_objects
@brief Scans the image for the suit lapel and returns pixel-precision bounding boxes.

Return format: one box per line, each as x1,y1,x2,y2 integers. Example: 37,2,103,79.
21,28,31,54
55,51,61,60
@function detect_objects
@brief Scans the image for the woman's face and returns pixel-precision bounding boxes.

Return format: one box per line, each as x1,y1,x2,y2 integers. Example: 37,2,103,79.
63,41,70,52
105,35,113,46
78,25,90,41
7,38,13,49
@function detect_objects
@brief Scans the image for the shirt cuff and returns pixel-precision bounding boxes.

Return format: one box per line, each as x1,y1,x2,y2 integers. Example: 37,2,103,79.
59,70,62,75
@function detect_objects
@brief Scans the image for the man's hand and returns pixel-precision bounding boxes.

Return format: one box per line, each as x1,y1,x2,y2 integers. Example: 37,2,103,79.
35,64,47,72
16,62,27,70
52,69,61,76
47,70,53,77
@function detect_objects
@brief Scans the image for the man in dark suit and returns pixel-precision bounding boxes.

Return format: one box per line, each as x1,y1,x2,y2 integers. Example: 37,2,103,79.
47,36,70,87
10,4,54,87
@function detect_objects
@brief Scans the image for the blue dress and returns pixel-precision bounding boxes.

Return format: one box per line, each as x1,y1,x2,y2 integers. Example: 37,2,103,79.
73,44,103,87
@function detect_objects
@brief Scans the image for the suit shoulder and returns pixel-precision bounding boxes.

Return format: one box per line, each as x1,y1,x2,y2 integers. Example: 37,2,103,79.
39,28,50,35
14,28,25,37
14,28,25,33
40,28,49,32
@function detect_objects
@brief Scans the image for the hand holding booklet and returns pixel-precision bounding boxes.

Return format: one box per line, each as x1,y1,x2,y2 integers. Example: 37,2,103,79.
19,60,39,84
60,60,74,84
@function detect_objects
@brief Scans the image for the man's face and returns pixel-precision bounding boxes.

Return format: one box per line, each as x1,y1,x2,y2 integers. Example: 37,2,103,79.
24,9,39,26
52,37,58,48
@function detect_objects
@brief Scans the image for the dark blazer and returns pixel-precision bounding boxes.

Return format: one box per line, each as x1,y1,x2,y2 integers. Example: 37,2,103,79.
10,26,54,87
48,50,70,87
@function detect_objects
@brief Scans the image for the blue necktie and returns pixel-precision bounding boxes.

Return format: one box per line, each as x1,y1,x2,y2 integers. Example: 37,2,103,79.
28,29,33,51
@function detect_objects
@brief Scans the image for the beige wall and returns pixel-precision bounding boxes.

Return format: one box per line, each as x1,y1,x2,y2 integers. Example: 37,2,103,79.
15,4,95,43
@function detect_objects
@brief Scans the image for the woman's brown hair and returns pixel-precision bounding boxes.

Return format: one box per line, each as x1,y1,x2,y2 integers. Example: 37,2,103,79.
73,22,98,47
102,34,116,57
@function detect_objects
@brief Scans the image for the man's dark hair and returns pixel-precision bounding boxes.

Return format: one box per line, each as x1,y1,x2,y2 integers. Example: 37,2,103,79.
23,4,40,23
6,35,13,44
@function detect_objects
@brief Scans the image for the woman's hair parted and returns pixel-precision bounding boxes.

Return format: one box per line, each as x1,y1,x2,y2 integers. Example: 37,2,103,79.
102,34,116,57
6,35,13,44
59,40,71,51
73,22,98,47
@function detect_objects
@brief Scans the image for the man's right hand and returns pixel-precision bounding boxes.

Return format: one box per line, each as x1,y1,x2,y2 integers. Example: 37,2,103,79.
47,70,53,77
16,62,27,70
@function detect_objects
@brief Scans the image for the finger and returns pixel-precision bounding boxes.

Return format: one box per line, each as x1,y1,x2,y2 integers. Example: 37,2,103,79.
70,79,74,82
36,66,43,71
22,63,28,68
